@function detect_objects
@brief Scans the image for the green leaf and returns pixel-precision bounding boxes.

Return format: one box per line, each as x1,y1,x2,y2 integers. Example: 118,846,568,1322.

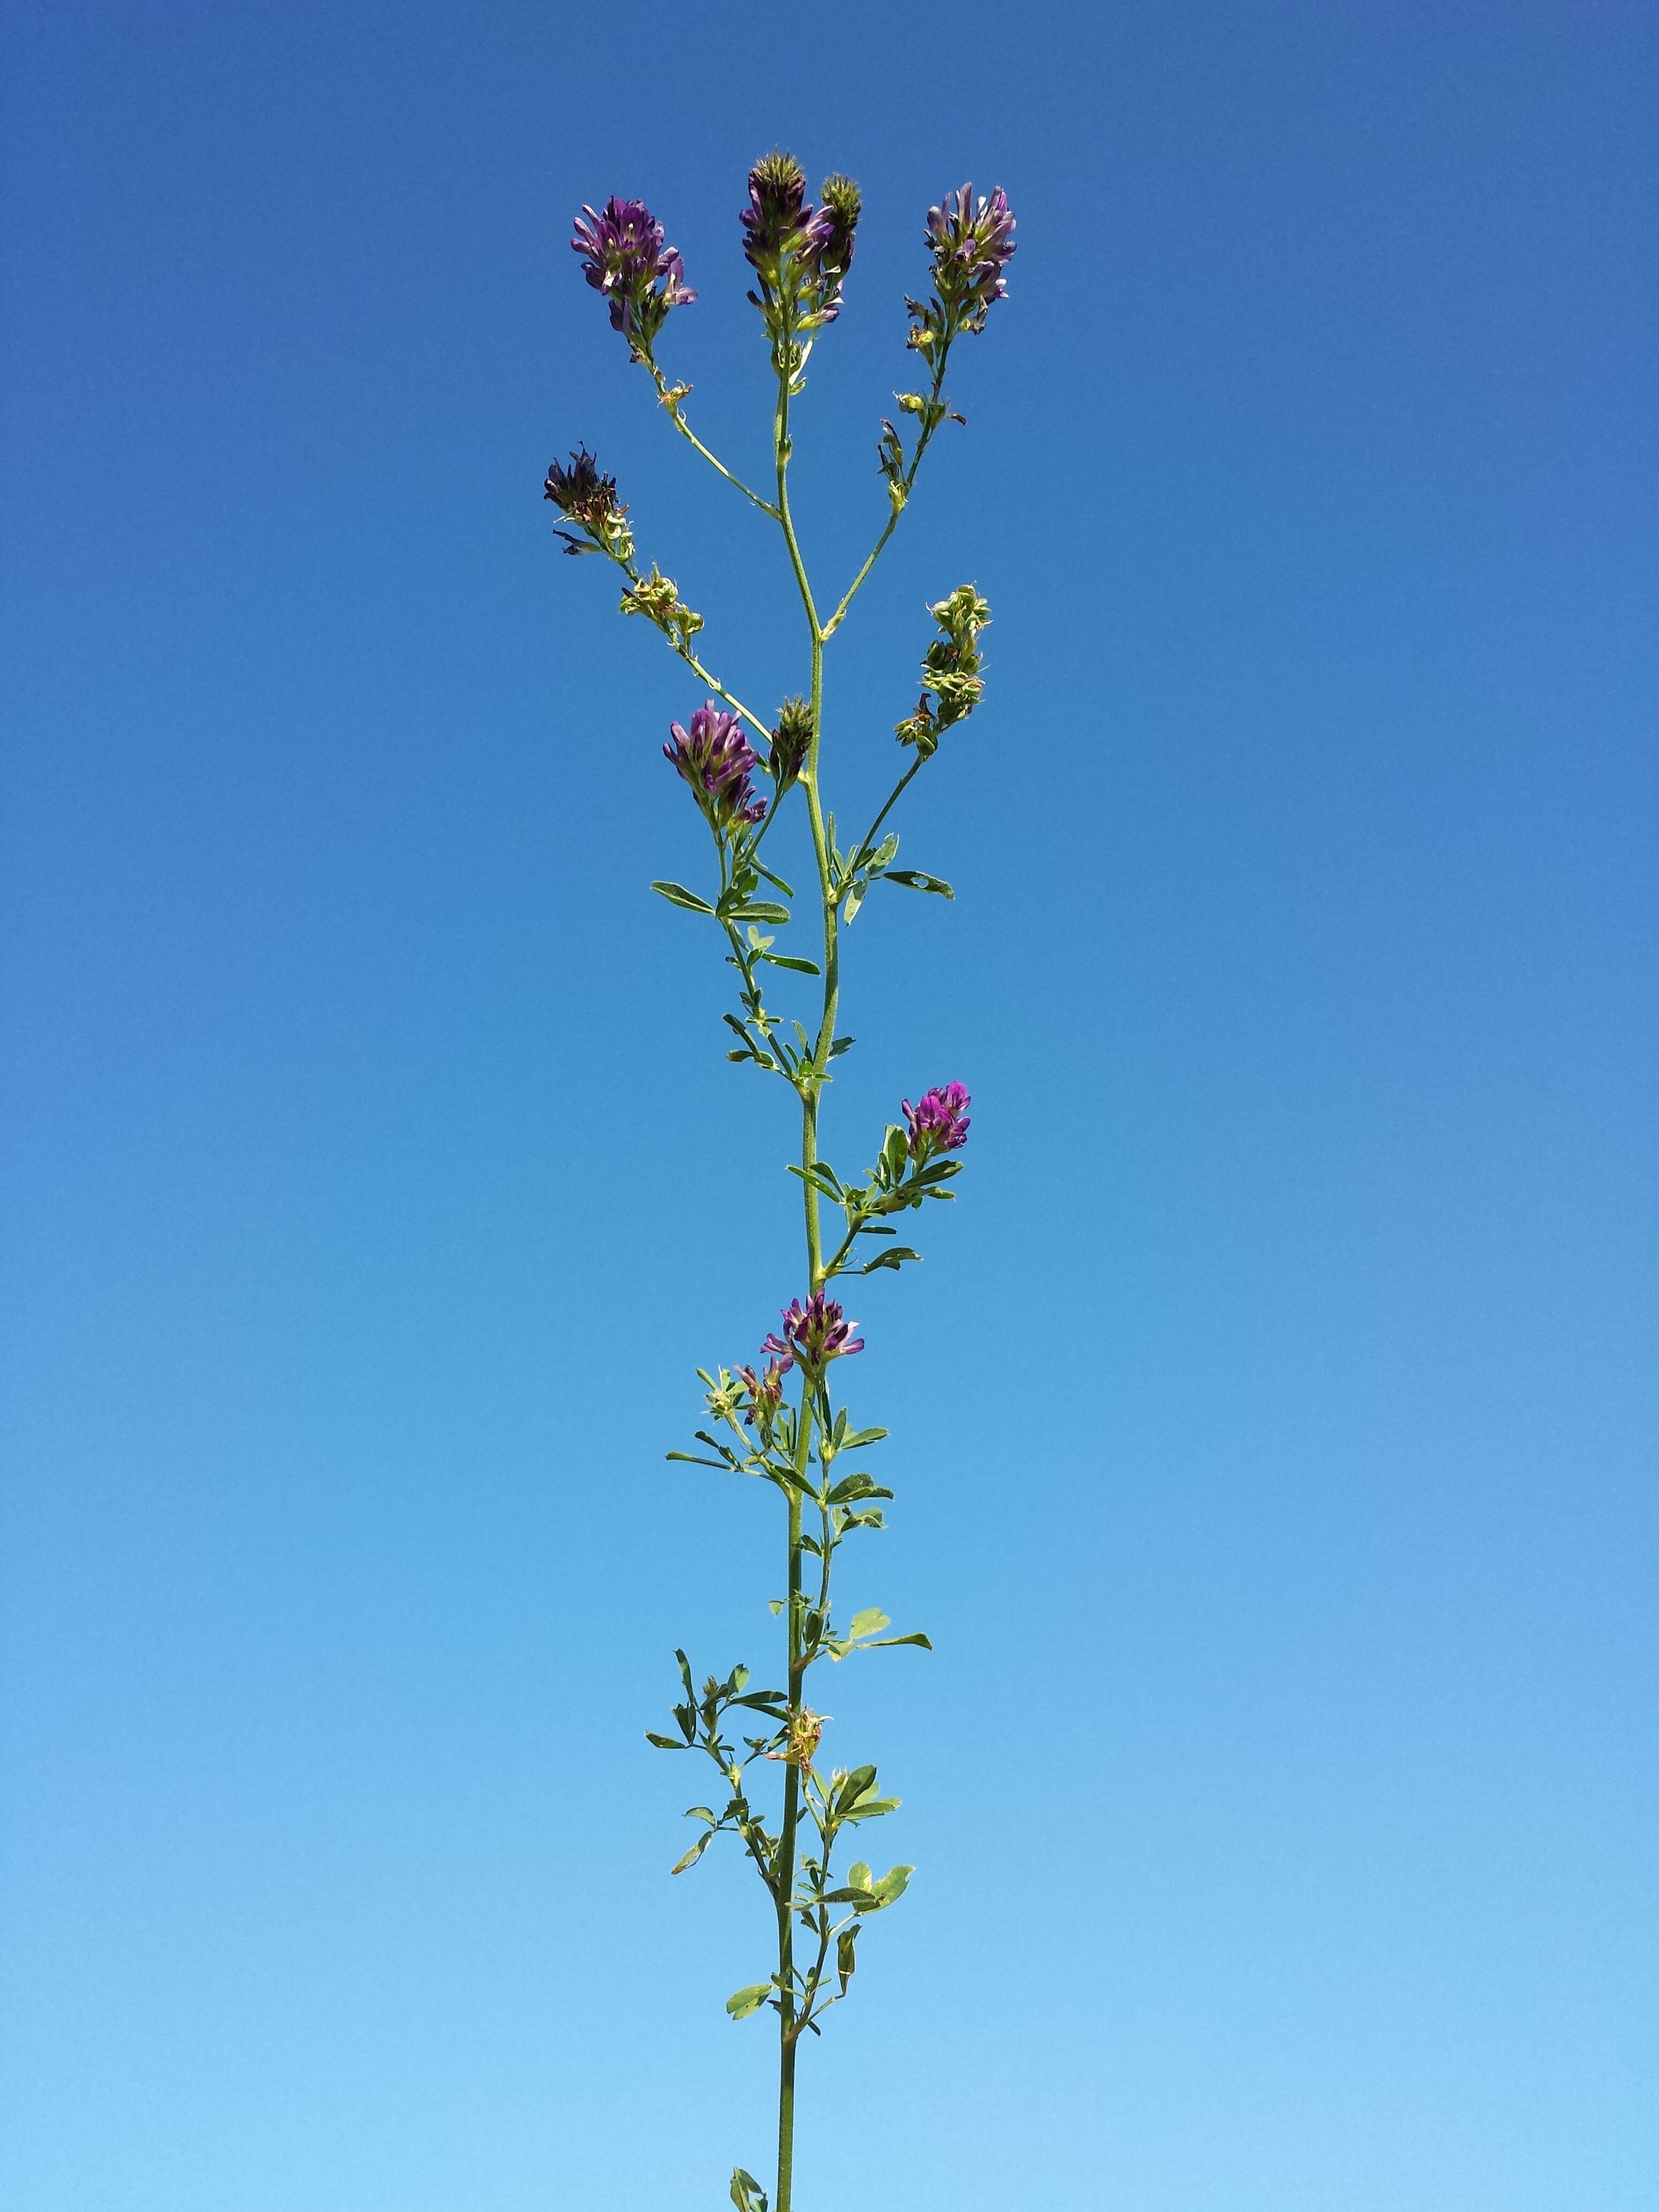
826,1472,894,1505
650,879,715,914
786,1162,844,1201
670,1832,714,1874
644,1731,687,1750
840,1428,888,1450
731,2168,769,2212
884,869,954,898
842,1796,901,1823
821,1884,877,1904
762,952,821,974
849,1608,891,1640
870,1863,913,1907
726,1982,773,2021
860,1246,921,1273
834,1766,878,1812
753,862,795,896
728,901,791,925
865,1632,933,1653
829,1035,855,1058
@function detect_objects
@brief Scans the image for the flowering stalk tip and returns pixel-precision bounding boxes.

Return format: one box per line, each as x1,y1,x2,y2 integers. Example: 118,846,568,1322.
664,702,767,834
902,1082,972,1157
741,152,862,366
571,195,696,358
907,182,1016,356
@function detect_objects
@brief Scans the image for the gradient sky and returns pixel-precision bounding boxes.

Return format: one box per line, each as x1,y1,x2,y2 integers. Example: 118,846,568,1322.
2,5,1655,2209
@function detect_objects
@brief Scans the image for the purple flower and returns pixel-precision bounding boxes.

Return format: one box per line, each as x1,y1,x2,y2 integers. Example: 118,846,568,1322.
908,184,1015,353
902,1082,972,1156
663,702,767,834
571,196,696,356
741,153,860,341
761,1292,864,1374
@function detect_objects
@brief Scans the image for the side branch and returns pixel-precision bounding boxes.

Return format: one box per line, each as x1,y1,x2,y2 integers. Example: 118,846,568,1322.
646,358,781,519
820,349,953,640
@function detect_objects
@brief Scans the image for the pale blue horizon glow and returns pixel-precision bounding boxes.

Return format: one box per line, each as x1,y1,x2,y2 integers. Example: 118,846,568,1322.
2,5,1655,2209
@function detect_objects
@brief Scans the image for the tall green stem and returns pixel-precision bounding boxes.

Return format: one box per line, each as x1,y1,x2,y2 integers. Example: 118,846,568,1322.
774,1464,805,2212
772,346,833,2212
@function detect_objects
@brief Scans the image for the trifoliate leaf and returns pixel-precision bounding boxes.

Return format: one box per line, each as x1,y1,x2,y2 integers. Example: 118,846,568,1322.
726,1983,773,2021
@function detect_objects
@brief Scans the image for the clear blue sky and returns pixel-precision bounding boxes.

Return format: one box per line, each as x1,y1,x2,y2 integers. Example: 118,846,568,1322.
2,5,1655,2208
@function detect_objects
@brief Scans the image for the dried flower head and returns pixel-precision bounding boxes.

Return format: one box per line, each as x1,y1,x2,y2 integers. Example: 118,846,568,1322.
571,195,697,357
902,1082,972,1156
664,701,768,834
542,446,634,561
765,1706,828,1772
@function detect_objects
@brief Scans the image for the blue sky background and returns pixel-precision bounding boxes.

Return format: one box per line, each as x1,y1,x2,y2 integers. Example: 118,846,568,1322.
2,5,1655,2208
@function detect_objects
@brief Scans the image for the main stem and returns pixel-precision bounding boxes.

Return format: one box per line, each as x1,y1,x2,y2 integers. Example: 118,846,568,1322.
773,349,834,2212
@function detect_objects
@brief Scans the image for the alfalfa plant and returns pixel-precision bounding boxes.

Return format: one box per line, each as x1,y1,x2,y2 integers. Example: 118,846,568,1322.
546,156,1015,2212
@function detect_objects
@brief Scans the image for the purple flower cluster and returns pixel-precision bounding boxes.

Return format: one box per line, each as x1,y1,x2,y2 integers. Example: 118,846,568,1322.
926,184,1015,324
761,1292,864,1374
902,1082,972,1156
907,183,1015,355
571,196,696,356
663,703,767,834
741,153,861,339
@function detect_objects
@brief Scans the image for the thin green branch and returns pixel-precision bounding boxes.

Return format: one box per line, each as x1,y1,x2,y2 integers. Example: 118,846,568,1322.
820,346,953,640
646,356,781,518
838,757,925,901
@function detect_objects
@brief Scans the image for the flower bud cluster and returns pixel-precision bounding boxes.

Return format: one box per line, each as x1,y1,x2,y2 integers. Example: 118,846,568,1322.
735,1356,788,1434
894,585,991,755
571,196,697,360
906,182,1016,355
543,447,634,561
664,702,768,834
741,153,862,359
768,696,813,794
